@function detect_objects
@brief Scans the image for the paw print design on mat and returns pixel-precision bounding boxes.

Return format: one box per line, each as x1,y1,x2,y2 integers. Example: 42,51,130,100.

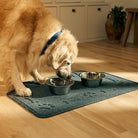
62,100,69,104
38,103,55,110
101,90,106,93
25,97,35,103
83,92,96,97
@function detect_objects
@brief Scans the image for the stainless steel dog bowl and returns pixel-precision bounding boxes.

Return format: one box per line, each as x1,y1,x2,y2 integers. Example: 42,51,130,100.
79,72,105,87
45,78,74,95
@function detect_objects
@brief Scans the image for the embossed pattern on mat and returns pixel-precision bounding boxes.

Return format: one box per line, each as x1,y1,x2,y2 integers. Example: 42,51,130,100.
7,71,138,118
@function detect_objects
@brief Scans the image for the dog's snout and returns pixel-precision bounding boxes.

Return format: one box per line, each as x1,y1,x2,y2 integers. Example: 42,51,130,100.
57,71,63,78
67,75,71,79
57,71,71,79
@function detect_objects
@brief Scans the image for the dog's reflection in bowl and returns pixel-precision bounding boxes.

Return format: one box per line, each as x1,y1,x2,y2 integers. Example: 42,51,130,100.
45,78,74,95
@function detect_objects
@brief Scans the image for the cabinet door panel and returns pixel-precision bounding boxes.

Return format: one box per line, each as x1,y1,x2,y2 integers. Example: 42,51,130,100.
56,0,81,3
60,6,85,41
46,7,57,17
40,0,52,3
83,0,104,2
87,6,109,39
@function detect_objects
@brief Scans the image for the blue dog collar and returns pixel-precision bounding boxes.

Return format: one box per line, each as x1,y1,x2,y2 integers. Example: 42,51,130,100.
40,31,62,55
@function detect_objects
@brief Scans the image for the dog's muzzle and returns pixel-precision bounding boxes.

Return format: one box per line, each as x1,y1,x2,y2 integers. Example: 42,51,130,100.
57,71,71,80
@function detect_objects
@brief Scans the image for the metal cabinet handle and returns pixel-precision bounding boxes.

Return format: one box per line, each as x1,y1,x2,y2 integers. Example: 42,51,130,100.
97,8,101,11
72,9,76,12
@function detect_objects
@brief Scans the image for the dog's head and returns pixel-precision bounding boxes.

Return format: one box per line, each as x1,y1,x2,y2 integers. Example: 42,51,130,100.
50,30,78,79
39,30,78,79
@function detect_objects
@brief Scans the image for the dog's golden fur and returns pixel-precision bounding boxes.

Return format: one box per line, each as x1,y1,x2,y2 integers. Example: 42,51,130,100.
0,0,78,96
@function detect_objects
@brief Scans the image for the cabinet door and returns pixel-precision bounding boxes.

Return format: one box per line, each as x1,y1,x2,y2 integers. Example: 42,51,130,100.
56,0,81,2
87,5,109,39
46,7,57,17
59,6,86,41
83,0,105,2
40,0,52,3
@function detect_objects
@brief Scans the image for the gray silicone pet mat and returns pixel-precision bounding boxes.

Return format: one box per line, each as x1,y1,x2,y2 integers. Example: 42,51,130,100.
7,71,138,118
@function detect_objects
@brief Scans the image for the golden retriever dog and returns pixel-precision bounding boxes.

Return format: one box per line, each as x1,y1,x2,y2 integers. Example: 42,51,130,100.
0,0,78,96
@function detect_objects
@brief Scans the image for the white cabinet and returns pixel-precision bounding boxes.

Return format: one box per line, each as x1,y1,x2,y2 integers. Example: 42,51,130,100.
46,7,57,17
59,6,86,41
87,5,109,39
83,0,105,2
41,0,109,42
40,0,52,3
56,0,81,3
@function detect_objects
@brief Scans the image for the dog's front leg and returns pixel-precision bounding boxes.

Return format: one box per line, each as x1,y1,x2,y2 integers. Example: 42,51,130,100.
10,56,32,96
30,69,47,84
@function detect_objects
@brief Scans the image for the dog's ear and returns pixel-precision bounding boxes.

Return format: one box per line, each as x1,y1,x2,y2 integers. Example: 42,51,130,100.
52,61,59,70
51,46,59,69
51,44,67,69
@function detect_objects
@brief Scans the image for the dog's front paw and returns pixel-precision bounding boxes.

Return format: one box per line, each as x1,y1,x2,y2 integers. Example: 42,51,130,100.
16,87,32,96
35,77,47,84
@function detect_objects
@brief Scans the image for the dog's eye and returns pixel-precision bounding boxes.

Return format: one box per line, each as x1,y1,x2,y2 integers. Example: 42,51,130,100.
67,62,71,65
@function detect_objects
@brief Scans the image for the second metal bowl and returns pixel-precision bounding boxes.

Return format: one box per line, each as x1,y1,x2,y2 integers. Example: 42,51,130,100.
79,72,105,87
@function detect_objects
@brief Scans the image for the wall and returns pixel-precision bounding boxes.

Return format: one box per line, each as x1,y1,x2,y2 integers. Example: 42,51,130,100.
105,0,138,43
